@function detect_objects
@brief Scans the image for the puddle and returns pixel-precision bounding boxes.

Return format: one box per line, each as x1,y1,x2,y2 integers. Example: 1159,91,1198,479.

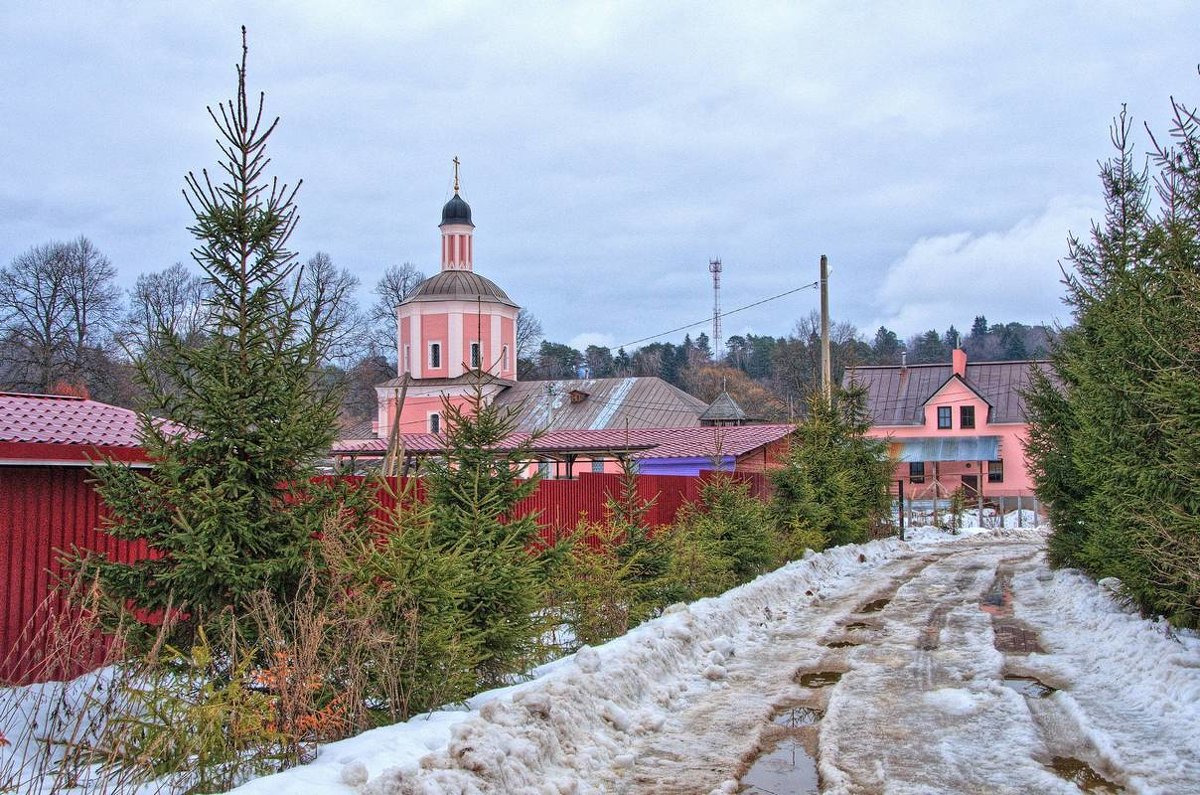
825,640,858,649
772,706,823,727
1048,756,1123,792
797,670,843,688
1003,675,1056,698
859,598,890,613
738,735,819,794
844,621,872,631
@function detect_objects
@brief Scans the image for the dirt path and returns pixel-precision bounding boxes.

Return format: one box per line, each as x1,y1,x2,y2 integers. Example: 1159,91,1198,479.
336,530,1198,795
628,534,1141,794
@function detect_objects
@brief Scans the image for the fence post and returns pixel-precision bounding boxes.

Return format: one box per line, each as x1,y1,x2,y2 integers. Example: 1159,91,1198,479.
897,479,905,541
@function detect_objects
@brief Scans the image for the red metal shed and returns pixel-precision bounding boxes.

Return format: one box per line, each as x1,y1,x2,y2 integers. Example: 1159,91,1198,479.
0,392,151,683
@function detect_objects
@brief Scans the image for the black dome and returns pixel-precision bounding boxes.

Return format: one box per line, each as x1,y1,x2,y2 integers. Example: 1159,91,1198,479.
440,193,474,227
404,271,516,308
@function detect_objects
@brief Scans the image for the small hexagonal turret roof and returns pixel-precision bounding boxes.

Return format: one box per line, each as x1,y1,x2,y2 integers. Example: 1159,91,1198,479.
440,193,474,227
404,271,517,308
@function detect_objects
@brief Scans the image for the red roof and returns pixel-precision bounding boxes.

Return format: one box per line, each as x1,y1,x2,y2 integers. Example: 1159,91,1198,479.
333,424,794,460
0,392,151,464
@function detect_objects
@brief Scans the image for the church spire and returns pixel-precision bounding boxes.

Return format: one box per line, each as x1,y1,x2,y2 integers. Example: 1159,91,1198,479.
440,156,474,271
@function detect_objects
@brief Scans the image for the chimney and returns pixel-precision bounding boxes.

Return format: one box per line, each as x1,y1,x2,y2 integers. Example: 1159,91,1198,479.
901,350,907,369
952,347,967,378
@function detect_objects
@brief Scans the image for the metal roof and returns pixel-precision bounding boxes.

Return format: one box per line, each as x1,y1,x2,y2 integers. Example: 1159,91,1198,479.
844,360,1059,426
494,377,709,431
332,423,795,461
890,436,1001,462
0,392,146,447
699,391,751,422
403,271,517,307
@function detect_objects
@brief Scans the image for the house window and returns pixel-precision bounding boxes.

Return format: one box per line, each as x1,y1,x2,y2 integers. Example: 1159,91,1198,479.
988,459,1004,483
960,405,975,429
502,345,510,372
537,461,551,478
403,344,411,373
429,342,442,369
937,406,952,429
591,459,605,473
909,462,926,484
429,413,440,434
470,341,481,369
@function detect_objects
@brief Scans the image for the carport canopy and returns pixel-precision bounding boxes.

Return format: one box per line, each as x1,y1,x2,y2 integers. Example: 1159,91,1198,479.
891,436,1000,463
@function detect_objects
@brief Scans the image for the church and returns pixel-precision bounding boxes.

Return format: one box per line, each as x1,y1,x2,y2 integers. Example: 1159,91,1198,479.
340,166,795,477
370,166,714,440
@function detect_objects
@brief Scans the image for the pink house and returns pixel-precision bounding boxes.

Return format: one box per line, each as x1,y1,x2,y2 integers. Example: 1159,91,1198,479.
845,349,1056,503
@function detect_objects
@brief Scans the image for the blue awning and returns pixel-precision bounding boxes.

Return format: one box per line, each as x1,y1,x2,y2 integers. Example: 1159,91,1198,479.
891,436,1000,463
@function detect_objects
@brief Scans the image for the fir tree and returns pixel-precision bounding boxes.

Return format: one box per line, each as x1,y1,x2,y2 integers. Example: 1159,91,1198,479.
770,387,892,555
82,31,343,646
1026,98,1200,627
424,385,557,685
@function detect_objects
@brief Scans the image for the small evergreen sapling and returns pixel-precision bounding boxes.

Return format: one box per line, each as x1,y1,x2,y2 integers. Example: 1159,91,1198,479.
424,384,558,686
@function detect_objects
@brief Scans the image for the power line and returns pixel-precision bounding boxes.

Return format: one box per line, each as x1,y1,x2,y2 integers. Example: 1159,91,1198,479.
609,280,819,352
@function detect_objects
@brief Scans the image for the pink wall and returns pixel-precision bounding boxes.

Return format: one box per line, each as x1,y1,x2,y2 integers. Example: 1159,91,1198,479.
868,377,1037,498
422,314,449,375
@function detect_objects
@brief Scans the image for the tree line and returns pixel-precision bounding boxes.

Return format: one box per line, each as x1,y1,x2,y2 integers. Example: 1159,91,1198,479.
519,313,1056,421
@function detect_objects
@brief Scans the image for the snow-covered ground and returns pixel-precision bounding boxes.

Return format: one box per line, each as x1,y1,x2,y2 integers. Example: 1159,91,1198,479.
6,526,1198,793
222,526,1200,794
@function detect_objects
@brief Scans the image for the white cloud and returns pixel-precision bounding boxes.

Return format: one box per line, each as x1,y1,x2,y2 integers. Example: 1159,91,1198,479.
569,332,616,352
872,197,1099,337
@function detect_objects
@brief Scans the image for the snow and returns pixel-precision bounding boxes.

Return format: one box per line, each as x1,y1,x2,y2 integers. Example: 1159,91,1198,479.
6,524,1199,794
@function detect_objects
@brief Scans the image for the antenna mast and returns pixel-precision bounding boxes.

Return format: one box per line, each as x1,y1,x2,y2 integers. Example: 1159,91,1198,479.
709,257,723,359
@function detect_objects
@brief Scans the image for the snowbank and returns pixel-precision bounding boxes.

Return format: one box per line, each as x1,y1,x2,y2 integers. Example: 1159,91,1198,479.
229,535,944,794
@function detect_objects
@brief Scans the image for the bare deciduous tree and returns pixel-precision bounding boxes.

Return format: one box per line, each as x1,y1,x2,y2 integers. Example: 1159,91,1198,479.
0,236,121,394
370,262,425,356
297,251,366,368
126,262,213,359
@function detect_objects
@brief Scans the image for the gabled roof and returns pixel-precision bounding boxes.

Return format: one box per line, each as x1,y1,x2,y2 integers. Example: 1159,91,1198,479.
844,360,1058,426
0,392,153,464
331,423,795,462
920,373,992,408
493,377,708,431
699,391,751,423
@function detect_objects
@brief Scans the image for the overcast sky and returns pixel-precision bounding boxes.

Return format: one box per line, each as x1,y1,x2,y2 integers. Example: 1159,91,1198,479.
2,3,1197,355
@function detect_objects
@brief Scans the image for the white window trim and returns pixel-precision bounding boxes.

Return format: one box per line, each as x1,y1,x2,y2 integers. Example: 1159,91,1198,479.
403,344,411,374
470,340,482,369
502,344,510,372
428,411,441,434
428,341,443,369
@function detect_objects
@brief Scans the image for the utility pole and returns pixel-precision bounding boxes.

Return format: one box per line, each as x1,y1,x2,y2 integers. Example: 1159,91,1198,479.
820,254,831,403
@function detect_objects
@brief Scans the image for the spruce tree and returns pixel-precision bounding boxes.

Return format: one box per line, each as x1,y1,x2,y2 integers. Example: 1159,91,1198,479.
423,386,557,685
1026,98,1200,627
770,386,892,555
83,31,343,646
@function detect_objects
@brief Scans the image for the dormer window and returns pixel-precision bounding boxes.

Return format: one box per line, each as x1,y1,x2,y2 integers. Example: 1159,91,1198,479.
569,389,590,404
960,405,975,429
937,406,952,429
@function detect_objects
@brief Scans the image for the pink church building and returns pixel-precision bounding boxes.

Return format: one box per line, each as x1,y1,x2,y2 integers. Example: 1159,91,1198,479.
845,349,1057,503
374,174,518,438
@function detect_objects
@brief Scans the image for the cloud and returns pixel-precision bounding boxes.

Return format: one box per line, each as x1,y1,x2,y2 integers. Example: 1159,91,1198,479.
568,332,616,352
871,197,1100,337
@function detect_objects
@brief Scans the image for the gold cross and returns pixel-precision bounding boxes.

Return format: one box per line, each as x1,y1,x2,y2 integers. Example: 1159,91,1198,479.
452,156,460,192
